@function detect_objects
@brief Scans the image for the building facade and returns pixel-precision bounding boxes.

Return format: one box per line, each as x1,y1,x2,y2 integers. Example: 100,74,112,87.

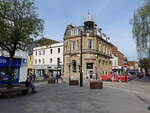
128,61,139,70
111,45,126,69
64,14,112,81
27,37,59,75
111,54,119,68
33,42,63,78
0,49,28,84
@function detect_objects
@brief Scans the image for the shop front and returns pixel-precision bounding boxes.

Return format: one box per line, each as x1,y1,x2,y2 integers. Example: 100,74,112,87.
0,56,25,85
48,65,63,78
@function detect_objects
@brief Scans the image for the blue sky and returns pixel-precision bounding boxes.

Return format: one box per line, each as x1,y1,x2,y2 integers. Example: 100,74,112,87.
35,0,144,61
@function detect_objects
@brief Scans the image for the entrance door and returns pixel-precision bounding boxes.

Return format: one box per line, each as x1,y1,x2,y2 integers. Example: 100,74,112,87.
86,63,94,79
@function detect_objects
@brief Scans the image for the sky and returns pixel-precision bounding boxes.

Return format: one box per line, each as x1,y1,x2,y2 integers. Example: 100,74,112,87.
35,0,144,61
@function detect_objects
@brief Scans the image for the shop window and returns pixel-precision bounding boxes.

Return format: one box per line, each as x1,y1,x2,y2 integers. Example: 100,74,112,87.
0,68,19,81
103,71,105,74
72,60,76,72
57,58,61,66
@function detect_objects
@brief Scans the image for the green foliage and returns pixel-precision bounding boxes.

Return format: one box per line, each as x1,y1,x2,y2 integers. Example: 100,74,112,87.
139,57,150,75
139,58,150,68
131,1,150,59
0,0,44,87
0,0,44,56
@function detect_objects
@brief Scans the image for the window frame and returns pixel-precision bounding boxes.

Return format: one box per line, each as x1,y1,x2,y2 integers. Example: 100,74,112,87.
58,48,61,53
72,60,77,72
50,49,53,54
88,39,93,49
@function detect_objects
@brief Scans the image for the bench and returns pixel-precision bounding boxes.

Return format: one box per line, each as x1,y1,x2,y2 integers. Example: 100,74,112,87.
0,85,29,97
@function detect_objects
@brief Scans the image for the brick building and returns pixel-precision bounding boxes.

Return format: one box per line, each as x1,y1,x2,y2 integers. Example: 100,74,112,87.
111,45,126,68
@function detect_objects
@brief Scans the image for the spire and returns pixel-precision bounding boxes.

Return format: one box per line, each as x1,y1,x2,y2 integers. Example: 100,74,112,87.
84,12,94,22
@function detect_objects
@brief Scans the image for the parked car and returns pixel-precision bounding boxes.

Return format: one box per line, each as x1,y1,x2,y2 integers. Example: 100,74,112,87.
137,72,144,79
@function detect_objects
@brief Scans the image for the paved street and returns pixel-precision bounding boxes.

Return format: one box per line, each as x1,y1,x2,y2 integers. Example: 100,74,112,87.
0,80,150,113
104,78,150,97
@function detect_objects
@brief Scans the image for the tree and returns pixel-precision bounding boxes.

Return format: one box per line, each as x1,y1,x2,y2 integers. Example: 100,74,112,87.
139,58,150,77
131,0,150,59
0,0,44,88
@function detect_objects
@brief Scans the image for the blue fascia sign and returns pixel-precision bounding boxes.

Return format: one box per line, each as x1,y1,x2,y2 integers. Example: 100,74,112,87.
0,56,22,67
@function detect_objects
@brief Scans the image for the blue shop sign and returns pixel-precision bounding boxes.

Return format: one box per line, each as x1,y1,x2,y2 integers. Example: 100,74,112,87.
0,56,21,67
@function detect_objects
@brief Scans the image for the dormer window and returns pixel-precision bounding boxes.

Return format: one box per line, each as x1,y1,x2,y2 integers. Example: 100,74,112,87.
71,28,79,36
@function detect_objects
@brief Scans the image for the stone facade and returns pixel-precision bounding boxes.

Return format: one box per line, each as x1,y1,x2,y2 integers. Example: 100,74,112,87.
64,14,113,82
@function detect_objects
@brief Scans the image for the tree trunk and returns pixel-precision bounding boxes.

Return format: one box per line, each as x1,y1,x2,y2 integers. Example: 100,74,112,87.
145,67,149,78
7,56,14,89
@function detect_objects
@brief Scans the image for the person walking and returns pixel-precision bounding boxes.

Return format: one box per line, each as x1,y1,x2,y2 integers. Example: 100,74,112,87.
32,74,36,81
60,74,64,82
26,73,37,93
56,73,60,84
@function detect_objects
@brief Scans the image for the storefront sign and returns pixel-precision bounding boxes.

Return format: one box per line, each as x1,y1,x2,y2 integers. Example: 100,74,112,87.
0,59,7,63
0,56,21,67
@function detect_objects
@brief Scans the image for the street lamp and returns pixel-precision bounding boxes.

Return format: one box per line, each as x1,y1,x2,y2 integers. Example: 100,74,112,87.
80,30,83,87
56,59,61,83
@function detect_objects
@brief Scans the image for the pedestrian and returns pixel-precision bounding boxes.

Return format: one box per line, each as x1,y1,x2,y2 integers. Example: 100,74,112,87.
43,73,48,80
32,74,36,81
60,74,64,82
56,73,60,83
25,73,37,93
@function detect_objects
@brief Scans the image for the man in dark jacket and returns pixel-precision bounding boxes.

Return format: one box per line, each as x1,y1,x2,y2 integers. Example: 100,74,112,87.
26,74,37,93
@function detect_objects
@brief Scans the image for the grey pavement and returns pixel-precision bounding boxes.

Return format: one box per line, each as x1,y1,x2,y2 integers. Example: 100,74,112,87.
104,78,150,97
0,81,150,113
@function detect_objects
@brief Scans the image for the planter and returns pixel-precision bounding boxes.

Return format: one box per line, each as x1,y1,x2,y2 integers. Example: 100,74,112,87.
69,80,79,85
48,79,56,84
90,80,103,89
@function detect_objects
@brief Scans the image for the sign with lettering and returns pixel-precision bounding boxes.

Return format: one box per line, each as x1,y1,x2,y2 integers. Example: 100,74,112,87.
0,59,7,63
0,56,21,67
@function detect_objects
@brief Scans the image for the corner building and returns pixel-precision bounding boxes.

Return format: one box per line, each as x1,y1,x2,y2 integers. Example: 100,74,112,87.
64,14,112,82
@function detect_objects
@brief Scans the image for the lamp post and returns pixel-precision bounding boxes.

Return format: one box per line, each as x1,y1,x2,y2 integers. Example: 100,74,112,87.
56,59,61,83
80,30,83,87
